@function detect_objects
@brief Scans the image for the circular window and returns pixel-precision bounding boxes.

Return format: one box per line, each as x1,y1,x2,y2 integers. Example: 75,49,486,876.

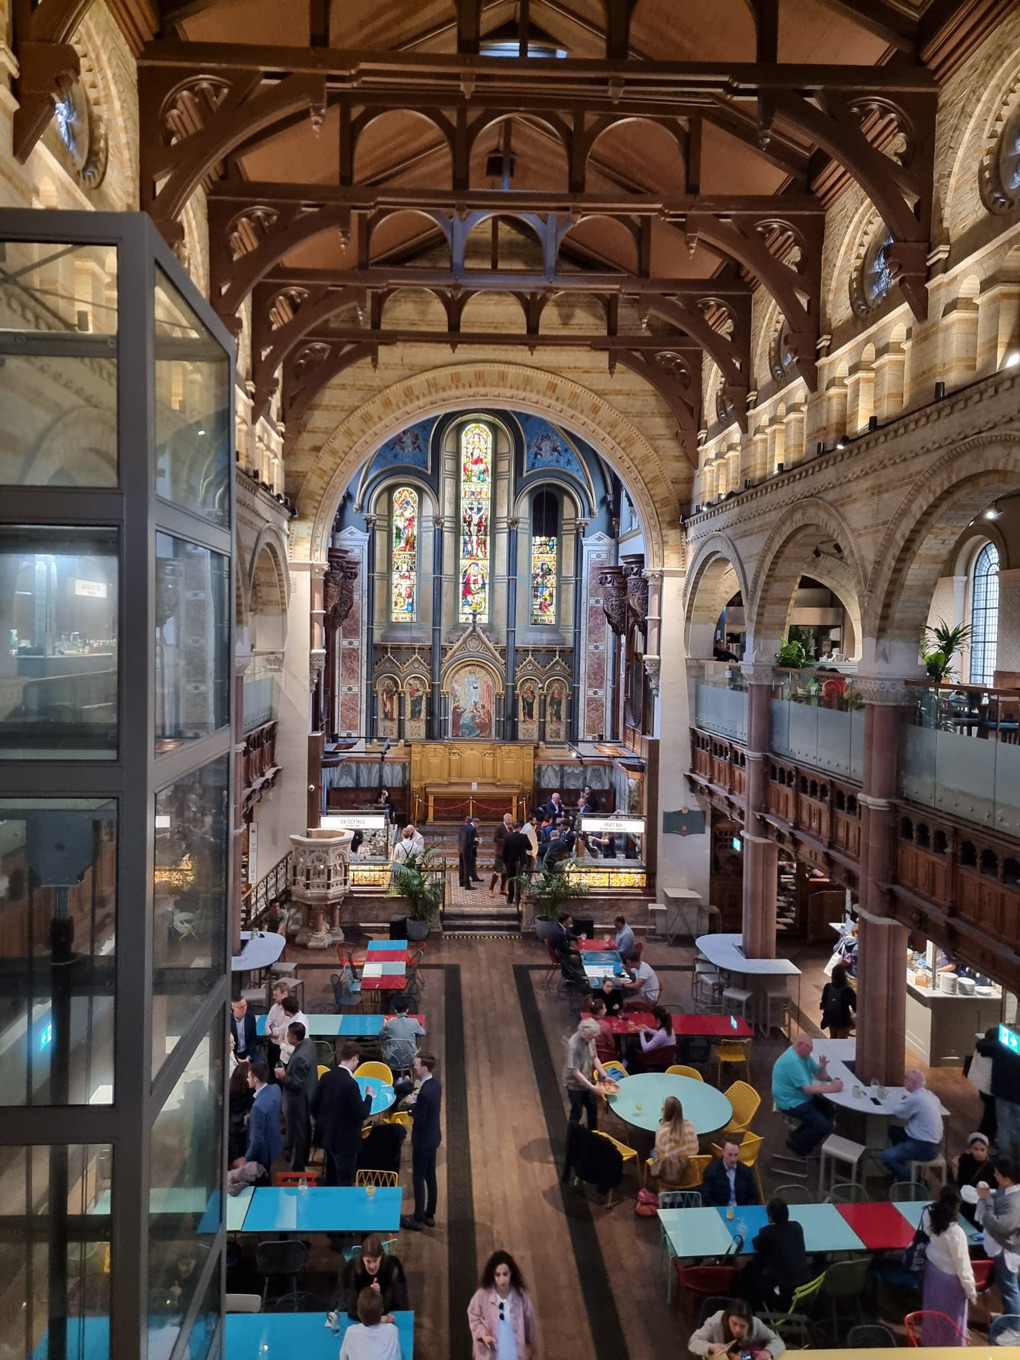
850,226,894,318
982,103,1020,214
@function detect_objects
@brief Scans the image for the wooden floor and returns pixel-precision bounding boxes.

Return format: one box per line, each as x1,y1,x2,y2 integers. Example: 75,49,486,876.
238,931,989,1360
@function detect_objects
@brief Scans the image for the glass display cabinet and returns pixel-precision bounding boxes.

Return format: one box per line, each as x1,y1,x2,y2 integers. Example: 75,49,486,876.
0,211,234,1360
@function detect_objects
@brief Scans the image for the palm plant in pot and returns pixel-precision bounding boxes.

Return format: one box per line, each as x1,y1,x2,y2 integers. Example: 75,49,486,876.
387,847,445,940
921,619,972,684
516,861,588,935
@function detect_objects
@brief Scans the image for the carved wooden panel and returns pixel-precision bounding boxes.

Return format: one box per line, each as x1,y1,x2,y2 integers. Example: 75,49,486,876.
896,842,951,906
410,741,534,794
832,811,860,859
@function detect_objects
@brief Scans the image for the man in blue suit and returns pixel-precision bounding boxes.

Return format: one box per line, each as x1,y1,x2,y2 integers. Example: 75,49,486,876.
230,994,260,1063
236,1062,281,1180
400,1054,442,1231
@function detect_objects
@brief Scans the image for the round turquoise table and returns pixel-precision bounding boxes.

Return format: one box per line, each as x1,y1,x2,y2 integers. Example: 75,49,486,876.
356,1075,395,1115
607,1073,731,1135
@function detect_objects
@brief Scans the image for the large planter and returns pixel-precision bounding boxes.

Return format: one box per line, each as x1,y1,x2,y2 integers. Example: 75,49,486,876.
406,917,430,942
535,916,557,942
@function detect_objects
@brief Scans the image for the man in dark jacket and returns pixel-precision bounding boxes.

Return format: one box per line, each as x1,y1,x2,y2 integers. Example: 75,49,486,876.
734,1197,810,1309
457,816,480,889
977,1030,1020,1162
310,1041,375,1185
230,994,259,1063
237,1062,281,1177
275,1022,319,1172
502,822,532,906
400,1053,442,1230
488,812,514,898
699,1140,761,1208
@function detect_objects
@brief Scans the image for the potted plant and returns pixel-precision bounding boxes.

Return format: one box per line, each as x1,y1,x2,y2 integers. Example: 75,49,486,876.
516,862,588,935
387,847,445,940
775,626,814,669
921,619,971,683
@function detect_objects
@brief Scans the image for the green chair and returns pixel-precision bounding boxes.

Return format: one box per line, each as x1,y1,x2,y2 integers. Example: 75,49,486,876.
889,1180,929,1202
824,1182,868,1204
772,1183,816,1205
817,1257,872,1339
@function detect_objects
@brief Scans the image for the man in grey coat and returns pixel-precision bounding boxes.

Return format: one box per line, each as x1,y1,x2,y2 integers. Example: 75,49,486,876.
977,1155,1020,1316
275,1022,319,1172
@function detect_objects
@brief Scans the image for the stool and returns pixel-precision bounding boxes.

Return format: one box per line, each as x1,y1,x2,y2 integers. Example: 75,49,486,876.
271,960,297,978
700,903,722,934
819,1133,866,1195
909,1154,947,1190
770,1101,808,1179
241,987,266,1011
721,986,753,1025
648,904,667,940
761,989,791,1039
693,969,724,1013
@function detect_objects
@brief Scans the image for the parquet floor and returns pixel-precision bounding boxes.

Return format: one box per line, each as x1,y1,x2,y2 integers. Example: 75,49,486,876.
240,931,988,1360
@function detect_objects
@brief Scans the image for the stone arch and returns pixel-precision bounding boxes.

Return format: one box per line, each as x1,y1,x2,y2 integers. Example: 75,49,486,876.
298,361,679,569
864,432,1020,660
747,497,866,659
248,526,290,655
684,533,751,658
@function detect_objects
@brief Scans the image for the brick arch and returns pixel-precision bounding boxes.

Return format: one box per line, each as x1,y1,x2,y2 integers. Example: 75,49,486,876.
297,361,679,568
684,534,750,657
747,497,865,657
863,431,1020,650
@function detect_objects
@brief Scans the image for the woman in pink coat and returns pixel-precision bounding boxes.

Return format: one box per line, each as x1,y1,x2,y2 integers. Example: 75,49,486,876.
467,1251,539,1360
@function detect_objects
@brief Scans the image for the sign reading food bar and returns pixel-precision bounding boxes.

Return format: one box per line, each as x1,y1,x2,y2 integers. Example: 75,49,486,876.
579,816,646,836
320,813,389,832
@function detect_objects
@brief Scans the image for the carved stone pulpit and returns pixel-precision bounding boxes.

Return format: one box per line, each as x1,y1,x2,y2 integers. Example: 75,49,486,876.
289,827,353,948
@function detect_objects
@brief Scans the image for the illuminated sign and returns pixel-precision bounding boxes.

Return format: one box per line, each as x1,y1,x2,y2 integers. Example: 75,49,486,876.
321,813,389,832
731,836,742,852
39,1022,53,1052
580,816,645,836
74,579,108,599
1000,1024,1020,1054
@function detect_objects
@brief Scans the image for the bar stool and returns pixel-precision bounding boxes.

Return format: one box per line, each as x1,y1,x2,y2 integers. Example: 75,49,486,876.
692,968,724,1013
770,1101,808,1179
761,989,792,1038
909,1154,947,1190
721,986,753,1025
818,1133,866,1196
648,904,667,940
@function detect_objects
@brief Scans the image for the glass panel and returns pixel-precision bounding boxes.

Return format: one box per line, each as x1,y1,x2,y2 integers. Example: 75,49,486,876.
0,798,116,1106
0,355,117,487
531,535,557,624
969,542,999,686
390,486,418,622
148,1025,223,1356
154,268,230,529
152,756,229,1078
154,533,230,754
0,1143,113,1360
768,670,863,778
458,422,491,622
688,660,748,742
184,1258,221,1360
0,526,118,760
0,241,118,334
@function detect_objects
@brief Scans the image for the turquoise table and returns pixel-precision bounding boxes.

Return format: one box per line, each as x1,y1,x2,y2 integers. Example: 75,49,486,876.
362,960,407,977
583,950,621,965
714,1204,864,1254
226,1185,254,1231
369,939,408,951
608,1073,732,1135
240,1185,402,1233
895,1200,981,1241
257,1013,424,1037
226,1310,413,1358
356,1075,395,1114
658,1206,735,1300
583,961,627,981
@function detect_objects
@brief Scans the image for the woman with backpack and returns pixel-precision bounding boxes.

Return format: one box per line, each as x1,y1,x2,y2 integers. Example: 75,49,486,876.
819,963,856,1038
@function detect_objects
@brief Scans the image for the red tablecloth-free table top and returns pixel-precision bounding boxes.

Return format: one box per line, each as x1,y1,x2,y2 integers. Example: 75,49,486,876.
672,1014,754,1038
835,1202,916,1251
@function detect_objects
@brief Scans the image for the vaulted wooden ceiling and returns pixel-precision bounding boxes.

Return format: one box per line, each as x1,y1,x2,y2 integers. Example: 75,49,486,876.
12,0,1012,462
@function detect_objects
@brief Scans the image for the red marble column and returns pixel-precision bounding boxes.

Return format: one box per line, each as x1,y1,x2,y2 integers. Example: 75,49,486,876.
855,685,910,1086
231,669,246,953
741,669,778,959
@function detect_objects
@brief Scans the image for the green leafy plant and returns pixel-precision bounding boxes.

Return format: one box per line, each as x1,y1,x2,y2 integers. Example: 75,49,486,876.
776,636,810,668
515,862,588,919
921,619,972,683
387,847,445,926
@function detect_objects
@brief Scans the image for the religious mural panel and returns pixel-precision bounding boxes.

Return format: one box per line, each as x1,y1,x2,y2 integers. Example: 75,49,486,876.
390,485,418,622
377,676,399,738
531,535,557,625
449,664,495,739
519,414,587,484
368,419,432,477
518,677,539,742
458,422,491,622
405,674,428,740
545,678,568,743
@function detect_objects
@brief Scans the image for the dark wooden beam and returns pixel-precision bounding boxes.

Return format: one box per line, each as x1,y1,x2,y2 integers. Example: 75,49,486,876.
455,0,482,54
11,0,96,162
810,0,916,52
752,0,779,63
159,0,223,27
260,266,751,295
309,0,329,47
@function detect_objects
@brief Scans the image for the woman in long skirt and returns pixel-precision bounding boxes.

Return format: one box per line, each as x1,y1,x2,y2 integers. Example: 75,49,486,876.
922,1187,976,1344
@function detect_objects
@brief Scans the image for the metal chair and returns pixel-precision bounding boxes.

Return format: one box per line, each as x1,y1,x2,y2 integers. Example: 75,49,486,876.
341,1238,398,1264
272,1170,320,1187
847,1324,897,1348
331,969,363,1011
889,1180,930,1202
721,1080,760,1135
255,1239,309,1306
904,1310,969,1346
712,1037,753,1087
357,1060,394,1085
674,1263,740,1321
659,1190,703,1209
355,1168,399,1188
824,1181,868,1204
770,1101,809,1179
772,1183,816,1204
653,1153,711,1193
665,1064,703,1081
817,1257,872,1338
697,1295,738,1326
268,1291,324,1312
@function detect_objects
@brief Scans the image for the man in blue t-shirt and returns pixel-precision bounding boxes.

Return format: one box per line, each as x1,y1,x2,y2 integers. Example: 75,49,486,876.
772,1035,843,1156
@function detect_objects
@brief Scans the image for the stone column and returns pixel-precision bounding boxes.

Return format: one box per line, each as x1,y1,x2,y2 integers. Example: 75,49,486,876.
569,518,589,743
506,516,520,739
740,663,778,958
854,676,912,1086
429,515,445,737
231,663,247,951
363,514,377,738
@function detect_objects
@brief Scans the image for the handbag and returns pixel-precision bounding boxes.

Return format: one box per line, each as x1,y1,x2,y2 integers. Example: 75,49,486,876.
902,1219,930,1276
967,1052,993,1096
635,1187,659,1217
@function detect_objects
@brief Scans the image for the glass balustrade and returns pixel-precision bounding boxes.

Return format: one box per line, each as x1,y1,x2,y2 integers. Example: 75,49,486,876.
687,659,748,741
769,668,865,781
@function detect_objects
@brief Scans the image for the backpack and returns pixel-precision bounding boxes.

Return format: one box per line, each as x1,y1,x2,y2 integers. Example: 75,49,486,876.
635,1187,659,1217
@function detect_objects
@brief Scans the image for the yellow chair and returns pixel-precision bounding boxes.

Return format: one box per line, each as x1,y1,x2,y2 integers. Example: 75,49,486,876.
722,1080,760,1135
600,1060,628,1083
357,1061,394,1085
589,1130,641,1204
355,1168,399,1188
317,1064,330,1080
385,1110,413,1130
713,1037,752,1086
649,1151,711,1192
665,1064,703,1081
711,1132,765,1201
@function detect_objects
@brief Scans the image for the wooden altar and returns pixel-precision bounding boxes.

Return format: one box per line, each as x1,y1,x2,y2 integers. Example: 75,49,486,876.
411,742,534,823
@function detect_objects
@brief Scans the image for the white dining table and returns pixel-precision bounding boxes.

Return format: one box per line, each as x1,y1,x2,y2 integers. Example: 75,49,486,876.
813,1037,949,1149
695,932,802,1033
231,929,287,973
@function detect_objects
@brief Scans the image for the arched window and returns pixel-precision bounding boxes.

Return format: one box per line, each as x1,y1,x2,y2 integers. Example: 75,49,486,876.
390,485,418,622
530,490,558,625
458,422,492,622
969,541,999,685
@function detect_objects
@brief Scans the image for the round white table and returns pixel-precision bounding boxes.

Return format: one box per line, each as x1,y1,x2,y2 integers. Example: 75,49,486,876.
607,1073,732,1135
231,929,287,973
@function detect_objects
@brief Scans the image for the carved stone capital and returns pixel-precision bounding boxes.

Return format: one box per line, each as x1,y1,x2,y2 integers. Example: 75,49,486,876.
432,515,447,530
507,516,520,531
854,675,912,706
324,547,359,626
621,553,648,630
740,662,777,686
643,655,661,696
309,648,326,692
599,565,628,636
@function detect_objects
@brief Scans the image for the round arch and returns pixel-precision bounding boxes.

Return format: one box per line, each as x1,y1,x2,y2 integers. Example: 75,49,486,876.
684,533,752,658
747,497,866,659
297,361,679,569
248,525,291,655
864,433,1020,660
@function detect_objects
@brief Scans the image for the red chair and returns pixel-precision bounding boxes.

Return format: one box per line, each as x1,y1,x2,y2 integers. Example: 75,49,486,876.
904,1310,969,1346
971,1259,995,1324
674,1264,738,1321
273,1170,321,1188
633,1043,677,1072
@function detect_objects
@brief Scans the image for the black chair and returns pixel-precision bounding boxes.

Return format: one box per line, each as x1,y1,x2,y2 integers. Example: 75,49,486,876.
696,1294,736,1326
679,1035,712,1070
268,1291,324,1312
847,1324,897,1348
255,1239,309,1305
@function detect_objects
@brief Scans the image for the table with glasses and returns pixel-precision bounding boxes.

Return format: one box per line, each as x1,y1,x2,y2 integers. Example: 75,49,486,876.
226,1310,414,1358
366,939,414,962
813,1037,950,1149
231,929,287,974
361,958,408,1002
608,1072,732,1135
235,1185,402,1234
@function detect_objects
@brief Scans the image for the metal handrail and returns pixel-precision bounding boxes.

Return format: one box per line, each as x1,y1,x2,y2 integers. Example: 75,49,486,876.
241,850,292,930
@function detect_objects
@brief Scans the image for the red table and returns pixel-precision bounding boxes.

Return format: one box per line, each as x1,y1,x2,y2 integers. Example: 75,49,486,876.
672,1015,753,1038
362,949,413,962
835,1202,916,1250
582,1011,655,1034
361,975,407,990
579,938,617,951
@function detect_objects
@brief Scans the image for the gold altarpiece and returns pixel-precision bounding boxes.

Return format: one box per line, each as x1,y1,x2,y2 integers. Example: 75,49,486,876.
411,742,534,821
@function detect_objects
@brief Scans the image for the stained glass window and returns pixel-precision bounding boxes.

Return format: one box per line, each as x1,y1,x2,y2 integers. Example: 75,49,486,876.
531,490,558,625
391,486,418,622
969,541,999,685
459,422,492,622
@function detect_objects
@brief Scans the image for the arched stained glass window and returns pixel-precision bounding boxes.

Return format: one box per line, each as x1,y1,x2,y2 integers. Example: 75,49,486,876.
531,490,558,625
391,486,418,622
969,540,999,685
458,422,492,622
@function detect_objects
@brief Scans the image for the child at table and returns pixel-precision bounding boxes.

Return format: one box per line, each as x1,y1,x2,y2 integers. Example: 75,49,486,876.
339,1287,401,1360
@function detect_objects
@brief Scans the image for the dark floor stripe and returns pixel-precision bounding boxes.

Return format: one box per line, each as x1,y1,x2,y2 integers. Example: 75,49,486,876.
443,964,477,1360
513,964,629,1360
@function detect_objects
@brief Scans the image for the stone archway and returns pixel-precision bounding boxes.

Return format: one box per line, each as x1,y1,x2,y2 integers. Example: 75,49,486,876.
684,532,752,658
293,360,680,569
